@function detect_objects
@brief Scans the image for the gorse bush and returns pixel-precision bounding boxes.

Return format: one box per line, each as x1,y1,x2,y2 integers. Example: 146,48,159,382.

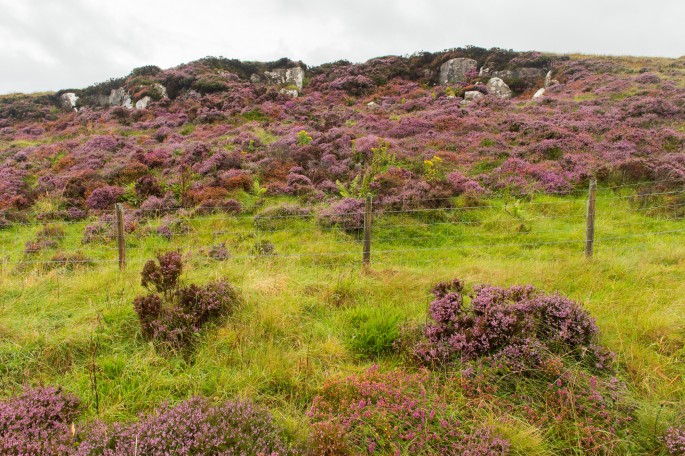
133,252,239,353
0,387,80,455
77,397,295,455
308,366,510,455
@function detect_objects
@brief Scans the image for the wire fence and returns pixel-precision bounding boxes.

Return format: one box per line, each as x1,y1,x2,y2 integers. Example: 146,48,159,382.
1,179,685,274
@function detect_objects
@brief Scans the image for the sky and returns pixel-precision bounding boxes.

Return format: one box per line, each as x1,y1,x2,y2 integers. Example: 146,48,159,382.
1,0,684,94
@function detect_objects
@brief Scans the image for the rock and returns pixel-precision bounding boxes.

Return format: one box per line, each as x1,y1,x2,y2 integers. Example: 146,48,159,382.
109,88,132,108
479,66,492,77
263,67,305,90
135,96,151,109
491,67,546,82
59,93,78,111
533,88,545,99
439,58,478,85
279,89,299,98
154,83,168,99
544,71,560,88
485,77,512,99
460,90,484,107
366,101,378,108
250,74,262,84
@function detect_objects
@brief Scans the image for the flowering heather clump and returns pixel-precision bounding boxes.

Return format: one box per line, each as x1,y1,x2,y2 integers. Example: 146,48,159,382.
318,198,365,233
0,386,80,455
308,367,510,455
665,426,685,455
208,242,230,261
140,251,183,295
414,278,609,368
77,397,295,455
85,185,125,210
134,253,239,352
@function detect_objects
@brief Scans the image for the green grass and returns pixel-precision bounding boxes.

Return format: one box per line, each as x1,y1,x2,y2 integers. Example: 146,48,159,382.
1,192,684,450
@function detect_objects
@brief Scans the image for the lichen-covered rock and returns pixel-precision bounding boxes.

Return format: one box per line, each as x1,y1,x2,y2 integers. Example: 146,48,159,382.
59,93,78,111
135,96,152,109
263,67,305,90
544,70,559,88
460,90,484,107
439,58,478,85
279,89,298,98
154,83,168,99
533,88,546,99
492,67,546,82
109,88,132,108
485,77,512,99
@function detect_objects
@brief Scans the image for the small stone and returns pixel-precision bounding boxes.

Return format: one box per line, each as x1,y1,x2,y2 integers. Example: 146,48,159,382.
460,90,484,107
533,88,545,99
279,89,299,98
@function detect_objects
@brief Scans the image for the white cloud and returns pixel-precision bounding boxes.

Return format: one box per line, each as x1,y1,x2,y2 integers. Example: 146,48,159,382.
0,0,683,94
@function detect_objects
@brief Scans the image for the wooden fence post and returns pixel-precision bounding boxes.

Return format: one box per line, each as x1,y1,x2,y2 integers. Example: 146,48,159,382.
115,203,126,271
585,178,597,258
363,194,373,266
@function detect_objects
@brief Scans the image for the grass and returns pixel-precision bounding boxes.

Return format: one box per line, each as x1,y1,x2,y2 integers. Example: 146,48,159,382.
1,192,685,450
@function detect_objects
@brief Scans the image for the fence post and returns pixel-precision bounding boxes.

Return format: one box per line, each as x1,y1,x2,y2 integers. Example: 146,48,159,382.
585,178,597,258
115,203,126,271
363,194,373,266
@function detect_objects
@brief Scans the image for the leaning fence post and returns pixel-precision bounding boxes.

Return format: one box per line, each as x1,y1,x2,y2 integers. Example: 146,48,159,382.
585,178,597,258
115,203,126,270
363,194,373,266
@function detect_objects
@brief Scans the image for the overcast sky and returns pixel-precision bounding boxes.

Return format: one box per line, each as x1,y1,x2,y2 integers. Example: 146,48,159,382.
1,0,684,94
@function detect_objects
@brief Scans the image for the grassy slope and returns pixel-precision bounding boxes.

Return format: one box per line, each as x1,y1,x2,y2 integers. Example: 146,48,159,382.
1,191,685,451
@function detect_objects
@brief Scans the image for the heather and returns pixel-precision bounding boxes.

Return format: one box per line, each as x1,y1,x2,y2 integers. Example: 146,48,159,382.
0,387,80,455
2,49,685,218
134,252,240,353
77,397,295,455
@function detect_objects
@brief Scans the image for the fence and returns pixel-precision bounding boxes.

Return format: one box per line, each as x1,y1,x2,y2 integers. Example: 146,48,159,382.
1,178,685,274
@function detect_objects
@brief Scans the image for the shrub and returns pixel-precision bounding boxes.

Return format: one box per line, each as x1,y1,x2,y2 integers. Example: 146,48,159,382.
76,397,295,455
134,253,239,352
414,279,608,368
141,251,183,296
0,386,80,455
208,243,230,261
666,426,685,455
251,240,275,256
85,186,125,210
318,198,365,233
308,367,510,455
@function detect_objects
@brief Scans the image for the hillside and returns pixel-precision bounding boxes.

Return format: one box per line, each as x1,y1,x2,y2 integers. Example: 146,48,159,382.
1,47,685,219
1,47,685,455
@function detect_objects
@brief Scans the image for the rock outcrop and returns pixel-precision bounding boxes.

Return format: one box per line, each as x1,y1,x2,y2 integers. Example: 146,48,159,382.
109,88,132,108
485,77,512,99
263,67,305,90
439,58,478,85
135,96,152,109
492,67,546,82
59,93,78,111
544,71,559,88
